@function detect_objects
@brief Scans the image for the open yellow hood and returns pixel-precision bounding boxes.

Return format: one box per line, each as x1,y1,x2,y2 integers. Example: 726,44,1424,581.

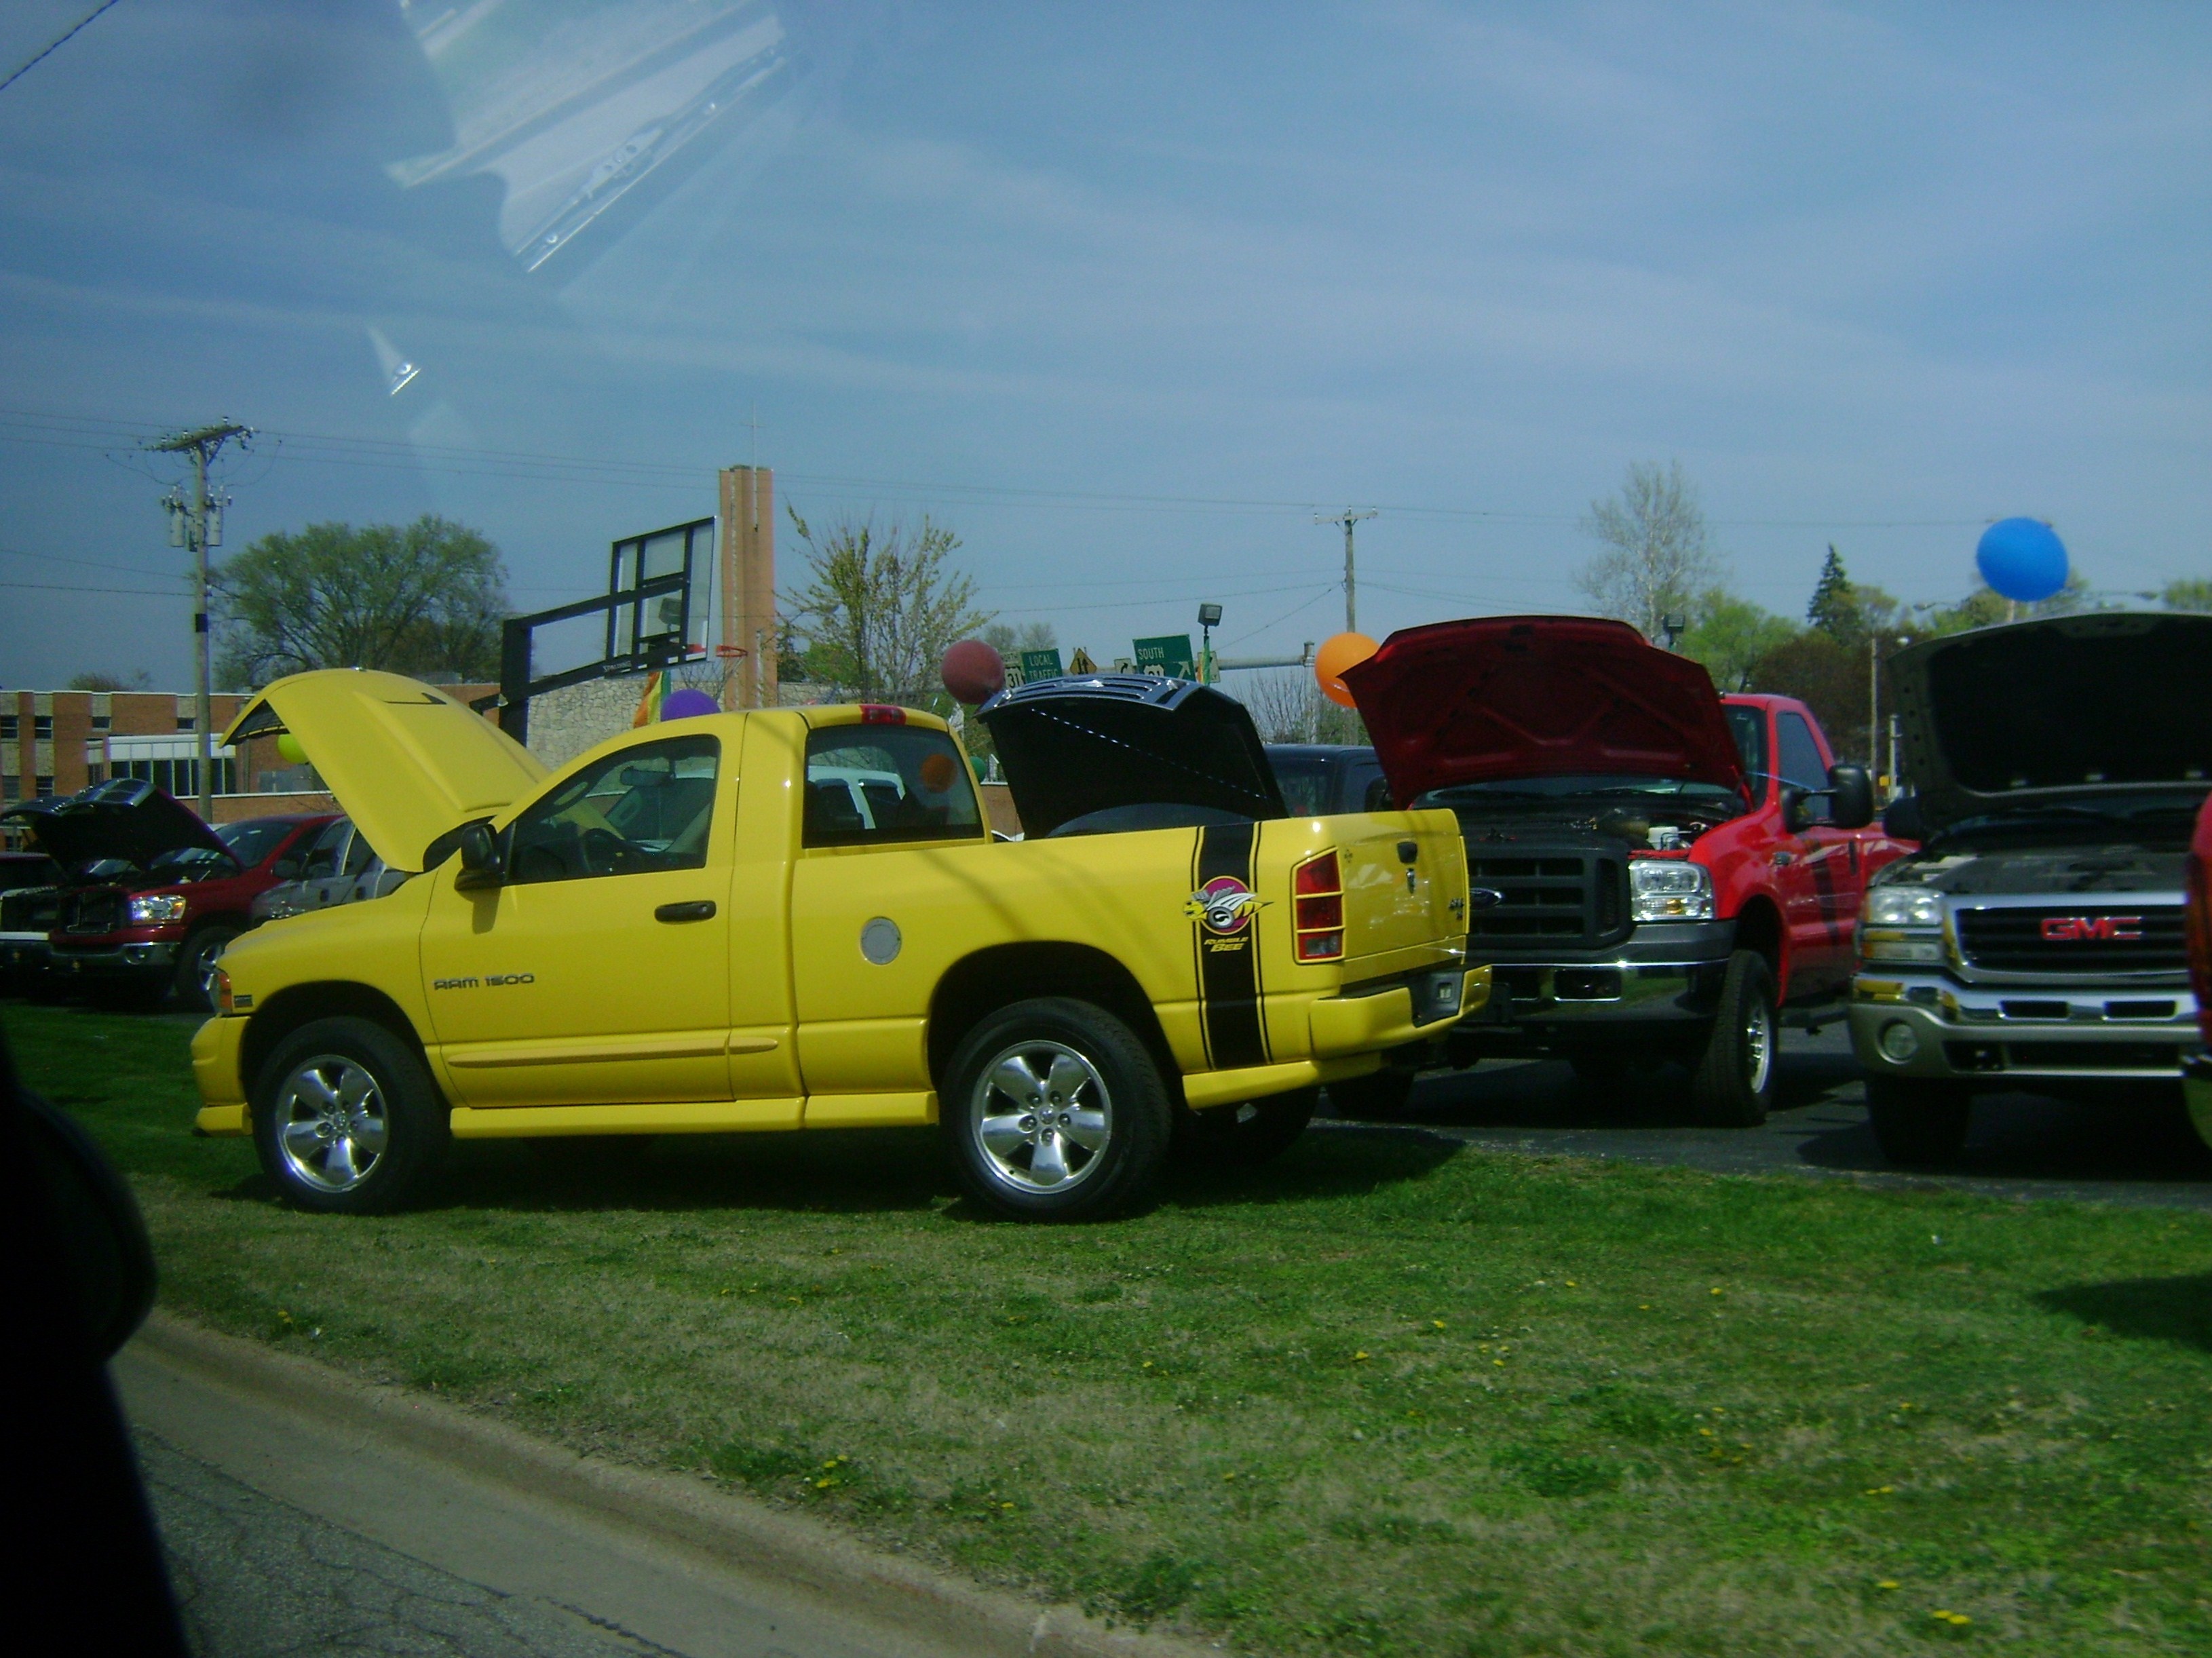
225,670,547,872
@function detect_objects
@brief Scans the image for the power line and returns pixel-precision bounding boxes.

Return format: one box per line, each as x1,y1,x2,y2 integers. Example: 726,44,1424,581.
0,0,122,98
0,579,181,597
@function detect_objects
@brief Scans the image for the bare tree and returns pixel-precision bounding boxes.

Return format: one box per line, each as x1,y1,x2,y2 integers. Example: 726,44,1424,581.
1575,461,1719,642
1232,668,1365,744
782,510,992,706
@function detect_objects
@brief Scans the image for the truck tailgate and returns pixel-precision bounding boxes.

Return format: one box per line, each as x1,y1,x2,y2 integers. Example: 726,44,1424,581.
1332,809,1467,971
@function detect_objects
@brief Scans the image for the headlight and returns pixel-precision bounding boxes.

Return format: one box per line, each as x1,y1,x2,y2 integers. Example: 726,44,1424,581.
128,893,188,925
1630,858,1714,921
1861,887,1943,928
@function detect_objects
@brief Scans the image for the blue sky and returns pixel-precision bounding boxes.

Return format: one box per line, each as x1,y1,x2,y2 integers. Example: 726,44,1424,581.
2,0,2206,691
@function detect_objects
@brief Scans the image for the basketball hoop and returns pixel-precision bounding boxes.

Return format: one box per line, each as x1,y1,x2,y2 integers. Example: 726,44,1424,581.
714,644,748,659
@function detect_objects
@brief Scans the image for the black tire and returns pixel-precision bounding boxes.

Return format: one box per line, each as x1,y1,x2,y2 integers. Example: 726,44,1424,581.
1327,1067,1417,1121
1688,950,1778,1126
1866,1077,1972,1167
1177,1087,1317,1170
173,924,242,1012
252,1016,450,1214
941,997,1171,1221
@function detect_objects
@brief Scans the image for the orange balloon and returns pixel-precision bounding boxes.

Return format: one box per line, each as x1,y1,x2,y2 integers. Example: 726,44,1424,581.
1314,631,1378,709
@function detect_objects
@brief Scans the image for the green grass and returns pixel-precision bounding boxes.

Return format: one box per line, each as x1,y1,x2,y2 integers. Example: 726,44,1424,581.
12,999,2212,1655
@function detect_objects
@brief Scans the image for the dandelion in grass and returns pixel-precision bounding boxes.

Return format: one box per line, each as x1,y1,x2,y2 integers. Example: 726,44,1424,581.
1876,1581,1901,1592
1353,1351,1371,1362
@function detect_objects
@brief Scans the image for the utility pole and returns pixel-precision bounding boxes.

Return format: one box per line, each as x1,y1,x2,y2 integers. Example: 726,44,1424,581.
153,422,251,823
1315,507,1376,634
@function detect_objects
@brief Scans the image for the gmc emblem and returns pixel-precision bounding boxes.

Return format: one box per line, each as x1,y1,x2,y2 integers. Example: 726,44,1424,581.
2040,915,2143,942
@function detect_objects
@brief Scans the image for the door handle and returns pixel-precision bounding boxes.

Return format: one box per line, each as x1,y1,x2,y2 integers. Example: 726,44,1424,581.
655,900,717,923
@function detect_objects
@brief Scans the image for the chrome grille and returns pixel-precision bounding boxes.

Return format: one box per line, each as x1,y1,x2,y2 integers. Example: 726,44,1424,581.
1954,905,2186,975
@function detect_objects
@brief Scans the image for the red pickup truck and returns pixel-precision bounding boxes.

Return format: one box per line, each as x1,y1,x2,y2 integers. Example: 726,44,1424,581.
1340,615,1911,1123
6,779,330,1010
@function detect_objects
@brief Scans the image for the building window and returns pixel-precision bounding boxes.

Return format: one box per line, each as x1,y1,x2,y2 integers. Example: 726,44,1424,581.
35,775,54,798
176,715,195,731
115,756,236,797
85,764,104,784
0,715,16,738
92,714,111,731
34,716,52,738
1,776,16,801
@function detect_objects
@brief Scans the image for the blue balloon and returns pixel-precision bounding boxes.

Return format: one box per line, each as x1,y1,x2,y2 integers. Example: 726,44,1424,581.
1975,518,2068,604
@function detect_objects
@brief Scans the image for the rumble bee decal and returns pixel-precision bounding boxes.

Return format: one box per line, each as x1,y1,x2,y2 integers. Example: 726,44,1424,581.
1191,823,1270,1070
1186,874,1264,937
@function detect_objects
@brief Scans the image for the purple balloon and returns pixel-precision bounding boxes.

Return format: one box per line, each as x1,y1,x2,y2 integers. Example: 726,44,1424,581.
661,688,720,720
1975,518,2068,604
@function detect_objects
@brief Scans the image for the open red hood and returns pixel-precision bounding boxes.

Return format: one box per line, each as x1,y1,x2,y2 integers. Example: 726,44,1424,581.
1341,615,1746,805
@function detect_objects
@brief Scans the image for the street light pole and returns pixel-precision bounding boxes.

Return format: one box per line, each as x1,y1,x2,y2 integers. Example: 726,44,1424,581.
153,422,251,822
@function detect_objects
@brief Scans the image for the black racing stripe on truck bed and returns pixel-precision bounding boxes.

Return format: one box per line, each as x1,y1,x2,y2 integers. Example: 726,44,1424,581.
1194,820,1269,1070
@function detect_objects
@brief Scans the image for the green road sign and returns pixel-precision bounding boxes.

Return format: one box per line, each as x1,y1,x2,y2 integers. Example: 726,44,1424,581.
1132,634,1195,678
1018,647,1064,682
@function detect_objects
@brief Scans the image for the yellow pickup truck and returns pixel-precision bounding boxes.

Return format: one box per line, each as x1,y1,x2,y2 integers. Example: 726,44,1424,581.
192,670,1472,1220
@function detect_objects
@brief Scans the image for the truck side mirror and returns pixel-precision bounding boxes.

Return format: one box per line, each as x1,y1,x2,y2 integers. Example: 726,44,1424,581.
452,822,505,891
1781,787,1814,833
1882,793,1924,842
1825,765,1873,829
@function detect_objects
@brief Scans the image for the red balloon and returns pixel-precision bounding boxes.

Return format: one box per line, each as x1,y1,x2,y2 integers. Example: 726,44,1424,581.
941,639,1006,704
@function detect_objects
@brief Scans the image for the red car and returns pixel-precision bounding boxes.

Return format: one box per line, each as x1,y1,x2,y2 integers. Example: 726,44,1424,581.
15,779,331,1010
2185,791,2212,1151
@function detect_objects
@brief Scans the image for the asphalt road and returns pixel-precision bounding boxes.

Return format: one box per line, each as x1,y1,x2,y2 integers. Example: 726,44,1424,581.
1320,1024,2212,1211
116,1343,993,1658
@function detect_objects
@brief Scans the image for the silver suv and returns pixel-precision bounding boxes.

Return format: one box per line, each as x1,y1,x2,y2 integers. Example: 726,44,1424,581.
1849,613,2209,1163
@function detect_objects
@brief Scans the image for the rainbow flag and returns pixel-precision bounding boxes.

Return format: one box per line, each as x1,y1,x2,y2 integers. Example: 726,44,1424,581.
631,670,666,727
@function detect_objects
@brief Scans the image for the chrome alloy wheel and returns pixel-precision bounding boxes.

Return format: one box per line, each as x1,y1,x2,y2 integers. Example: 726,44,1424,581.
970,1040,1112,1195
1741,995,1774,1095
273,1054,390,1193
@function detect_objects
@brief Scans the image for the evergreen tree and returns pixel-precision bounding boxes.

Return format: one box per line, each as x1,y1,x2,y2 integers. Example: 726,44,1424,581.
1806,545,1857,640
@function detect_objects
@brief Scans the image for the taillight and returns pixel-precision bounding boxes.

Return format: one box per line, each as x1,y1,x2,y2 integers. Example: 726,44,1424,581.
1294,851,1343,961
860,704,907,725
2187,851,2212,1045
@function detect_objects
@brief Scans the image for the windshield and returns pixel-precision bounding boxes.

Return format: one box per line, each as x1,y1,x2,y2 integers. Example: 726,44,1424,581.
215,820,295,870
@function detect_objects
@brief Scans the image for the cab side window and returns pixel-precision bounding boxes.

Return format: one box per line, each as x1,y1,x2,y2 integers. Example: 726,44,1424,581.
507,735,720,884
1776,712,1828,792
301,820,351,881
342,829,377,879
803,725,984,848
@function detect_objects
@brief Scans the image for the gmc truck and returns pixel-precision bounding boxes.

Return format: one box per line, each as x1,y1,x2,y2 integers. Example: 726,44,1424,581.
193,670,1470,1220
1339,615,1907,1124
1849,613,2211,1164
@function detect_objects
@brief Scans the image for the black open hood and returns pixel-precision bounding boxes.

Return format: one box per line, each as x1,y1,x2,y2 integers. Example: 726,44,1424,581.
1889,611,2212,834
979,674,1288,838
0,777,229,870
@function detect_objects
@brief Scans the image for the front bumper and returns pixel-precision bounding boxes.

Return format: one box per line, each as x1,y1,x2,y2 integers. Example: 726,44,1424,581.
190,1013,250,1135
1458,920,1733,1042
1850,973,2202,1082
0,930,51,973
51,931,178,980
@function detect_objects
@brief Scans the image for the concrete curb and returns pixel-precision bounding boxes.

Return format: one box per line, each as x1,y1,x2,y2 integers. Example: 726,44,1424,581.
133,1311,1215,1658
